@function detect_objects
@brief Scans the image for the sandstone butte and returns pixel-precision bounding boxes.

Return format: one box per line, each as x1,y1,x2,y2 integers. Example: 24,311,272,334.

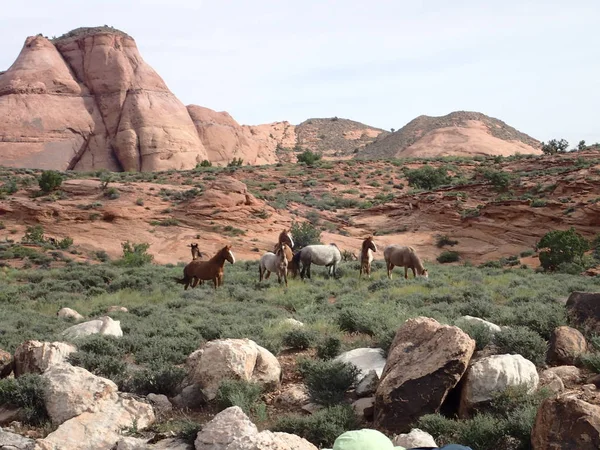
0,27,543,172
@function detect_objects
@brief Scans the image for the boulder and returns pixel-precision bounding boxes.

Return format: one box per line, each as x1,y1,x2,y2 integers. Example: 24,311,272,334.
147,393,173,416
43,364,118,425
351,397,375,421
374,317,475,433
57,308,84,321
184,339,281,402
355,370,379,397
538,370,565,394
392,429,437,448
61,316,123,339
115,437,193,450
106,306,129,313
281,318,304,328
456,315,502,334
13,341,76,377
226,431,317,450
547,326,588,366
275,384,309,407
35,394,154,450
334,348,386,381
459,354,539,417
0,349,12,378
531,390,600,449
542,366,584,388
194,406,258,450
0,428,35,449
566,291,600,334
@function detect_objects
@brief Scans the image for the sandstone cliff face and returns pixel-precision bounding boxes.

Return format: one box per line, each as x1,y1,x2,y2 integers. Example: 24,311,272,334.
0,29,208,171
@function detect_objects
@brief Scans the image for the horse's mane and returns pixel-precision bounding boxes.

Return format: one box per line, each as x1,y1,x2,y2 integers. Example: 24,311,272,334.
209,246,231,263
361,237,373,252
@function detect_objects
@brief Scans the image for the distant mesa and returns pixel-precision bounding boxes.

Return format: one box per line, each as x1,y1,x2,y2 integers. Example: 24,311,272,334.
0,26,542,172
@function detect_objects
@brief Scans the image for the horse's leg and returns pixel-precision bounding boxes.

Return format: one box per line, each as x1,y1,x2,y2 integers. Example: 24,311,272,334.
307,263,312,279
404,266,408,279
265,270,271,279
387,262,394,280
367,263,371,278
411,267,416,278
259,265,263,282
191,278,201,288
300,262,306,280
283,270,288,287
213,278,218,290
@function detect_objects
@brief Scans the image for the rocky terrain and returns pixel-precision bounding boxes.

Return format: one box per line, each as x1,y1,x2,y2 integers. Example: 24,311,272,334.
1,27,544,171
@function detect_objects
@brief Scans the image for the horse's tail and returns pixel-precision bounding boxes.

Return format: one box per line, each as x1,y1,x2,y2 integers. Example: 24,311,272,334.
174,276,187,284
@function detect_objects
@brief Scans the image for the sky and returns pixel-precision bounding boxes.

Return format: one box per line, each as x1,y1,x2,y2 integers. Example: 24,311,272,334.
1,0,599,145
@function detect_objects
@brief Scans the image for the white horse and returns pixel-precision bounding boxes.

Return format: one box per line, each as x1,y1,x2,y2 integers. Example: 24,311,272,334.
292,243,342,280
383,244,428,279
259,243,289,286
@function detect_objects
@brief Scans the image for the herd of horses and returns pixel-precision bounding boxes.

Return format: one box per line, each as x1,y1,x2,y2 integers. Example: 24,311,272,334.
176,230,429,290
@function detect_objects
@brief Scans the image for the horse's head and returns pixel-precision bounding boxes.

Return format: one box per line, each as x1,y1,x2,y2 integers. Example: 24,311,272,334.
419,268,429,278
280,229,295,250
188,243,202,260
224,245,235,264
363,236,377,253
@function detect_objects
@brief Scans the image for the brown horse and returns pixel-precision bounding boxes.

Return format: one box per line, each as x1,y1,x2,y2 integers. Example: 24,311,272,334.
359,236,377,278
383,244,428,279
188,243,205,260
274,229,298,278
177,245,235,290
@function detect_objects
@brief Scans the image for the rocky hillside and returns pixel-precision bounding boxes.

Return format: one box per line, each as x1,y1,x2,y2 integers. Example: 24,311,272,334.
357,111,542,159
295,118,388,158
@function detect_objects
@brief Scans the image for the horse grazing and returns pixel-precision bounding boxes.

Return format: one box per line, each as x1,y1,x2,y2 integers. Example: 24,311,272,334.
292,243,342,280
177,245,235,290
259,243,290,286
383,244,428,279
359,236,377,278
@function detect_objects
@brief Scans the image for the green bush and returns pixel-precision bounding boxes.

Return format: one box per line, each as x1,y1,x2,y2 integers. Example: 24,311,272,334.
580,353,600,373
290,221,321,249
198,159,212,167
299,359,360,406
38,170,63,193
216,379,266,421
124,364,186,397
481,169,511,191
282,328,317,350
316,336,341,360
436,235,459,248
104,187,120,200
337,308,378,336
404,166,451,190
227,157,244,167
541,138,569,155
537,228,588,271
0,374,49,425
117,241,153,267
68,351,127,380
272,405,358,448
437,251,460,263
22,225,45,244
457,321,493,351
57,237,74,249
297,149,322,166
495,326,546,366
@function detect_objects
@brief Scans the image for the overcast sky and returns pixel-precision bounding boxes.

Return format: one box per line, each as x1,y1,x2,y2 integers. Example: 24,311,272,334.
1,0,599,145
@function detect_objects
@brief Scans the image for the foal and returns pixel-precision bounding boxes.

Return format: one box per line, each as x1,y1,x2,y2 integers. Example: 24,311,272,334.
259,243,290,286
359,236,377,278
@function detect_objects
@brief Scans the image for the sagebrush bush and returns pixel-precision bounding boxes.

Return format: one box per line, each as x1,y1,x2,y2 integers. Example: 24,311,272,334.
298,359,360,406
495,326,546,366
216,379,266,421
437,251,460,263
282,328,317,350
38,170,63,193
316,336,341,360
123,364,186,397
117,241,153,267
272,405,358,448
457,321,494,351
68,351,127,380
580,353,600,373
0,374,49,425
337,308,378,336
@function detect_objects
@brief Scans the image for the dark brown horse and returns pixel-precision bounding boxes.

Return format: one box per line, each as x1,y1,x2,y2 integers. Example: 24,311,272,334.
188,243,205,260
359,236,377,278
177,245,235,290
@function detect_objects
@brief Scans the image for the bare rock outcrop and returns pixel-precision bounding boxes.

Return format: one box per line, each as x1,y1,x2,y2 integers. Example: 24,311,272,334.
13,341,76,377
547,326,588,366
531,390,600,450
374,317,475,433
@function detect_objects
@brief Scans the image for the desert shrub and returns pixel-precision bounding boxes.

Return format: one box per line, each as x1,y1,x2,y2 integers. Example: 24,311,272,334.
556,261,584,275
580,353,600,373
481,169,511,191
298,359,360,406
337,308,378,336
541,138,569,155
135,198,144,206
316,336,341,360
290,221,321,249
124,364,186,397
457,321,494,351
0,374,49,425
437,251,460,263
282,328,317,350
537,228,588,271
509,302,565,339
68,351,127,380
197,159,212,167
22,225,45,244
297,149,322,166
216,379,266,421
116,241,153,267
272,405,358,448
104,187,120,200
436,235,458,248
57,237,74,249
95,250,110,262
495,326,546,366
404,166,451,190
38,170,63,193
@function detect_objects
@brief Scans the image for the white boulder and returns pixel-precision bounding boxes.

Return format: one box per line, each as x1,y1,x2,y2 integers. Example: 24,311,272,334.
333,348,386,380
57,307,84,321
61,316,123,339
457,316,502,334
392,429,437,448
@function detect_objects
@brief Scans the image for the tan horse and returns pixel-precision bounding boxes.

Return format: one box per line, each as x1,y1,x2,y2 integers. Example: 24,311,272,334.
259,243,289,286
383,244,428,279
177,245,235,290
359,236,377,278
274,229,298,278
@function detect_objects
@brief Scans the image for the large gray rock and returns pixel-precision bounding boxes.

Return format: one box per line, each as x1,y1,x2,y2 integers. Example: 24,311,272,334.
57,308,84,321
542,366,584,388
459,354,539,417
566,291,600,334
61,316,123,339
547,326,588,366
13,341,76,377
392,429,437,448
116,437,193,450
226,431,317,450
355,370,379,397
184,339,280,402
194,406,258,450
0,428,35,449
334,348,386,380
374,317,475,433
456,315,502,334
